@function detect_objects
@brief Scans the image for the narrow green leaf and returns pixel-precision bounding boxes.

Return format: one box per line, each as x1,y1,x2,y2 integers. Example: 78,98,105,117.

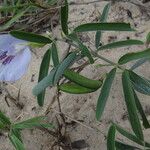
11,129,22,142
13,116,54,129
37,49,51,106
74,23,135,32
9,134,25,150
68,33,94,63
58,83,96,94
17,116,46,124
122,70,143,140
61,0,68,35
32,68,56,96
146,32,150,47
0,111,11,125
53,52,77,85
100,3,110,22
130,58,149,70
0,7,29,31
118,48,150,64
64,69,103,89
47,0,58,5
107,125,116,150
114,123,144,147
0,4,29,11
96,68,116,120
95,3,110,48
80,43,94,64
10,30,52,44
0,121,5,129
133,91,150,129
51,43,59,67
115,141,141,150
98,40,144,51
129,71,150,96
13,123,53,129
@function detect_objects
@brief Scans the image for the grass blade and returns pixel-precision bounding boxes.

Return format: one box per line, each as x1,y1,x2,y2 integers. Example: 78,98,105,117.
0,7,29,31
9,133,25,150
96,68,116,120
98,40,144,51
118,48,150,64
10,30,52,44
122,70,143,140
11,129,22,142
107,125,116,150
74,23,135,32
13,116,54,129
37,49,51,106
95,3,110,48
0,111,11,125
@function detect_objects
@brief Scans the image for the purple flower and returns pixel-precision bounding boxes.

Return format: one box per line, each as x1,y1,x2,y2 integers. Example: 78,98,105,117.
0,34,31,81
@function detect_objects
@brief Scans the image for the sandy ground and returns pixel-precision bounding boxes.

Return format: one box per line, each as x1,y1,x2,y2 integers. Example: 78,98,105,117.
0,0,150,150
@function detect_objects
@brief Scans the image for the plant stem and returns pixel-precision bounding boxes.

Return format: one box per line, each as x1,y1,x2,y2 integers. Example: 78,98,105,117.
56,38,125,71
91,51,125,70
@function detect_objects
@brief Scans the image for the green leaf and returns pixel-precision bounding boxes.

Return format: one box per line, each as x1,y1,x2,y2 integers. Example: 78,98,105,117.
114,123,143,146
0,111,11,125
64,69,103,89
11,129,22,142
68,33,94,63
96,68,116,120
9,134,25,150
0,4,29,11
95,3,110,48
130,58,149,70
133,91,150,129
74,23,135,32
0,121,6,129
58,83,96,94
80,43,94,64
53,52,77,85
32,68,56,96
115,141,141,150
13,116,54,129
107,125,116,150
122,70,143,140
61,0,68,35
0,7,30,31
47,0,58,5
97,40,144,51
51,43,59,67
10,30,52,44
118,48,150,64
146,32,150,47
37,49,51,106
129,71,150,96
114,123,150,148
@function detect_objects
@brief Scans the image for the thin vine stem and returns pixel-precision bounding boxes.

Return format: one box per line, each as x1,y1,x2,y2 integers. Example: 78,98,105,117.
55,38,125,71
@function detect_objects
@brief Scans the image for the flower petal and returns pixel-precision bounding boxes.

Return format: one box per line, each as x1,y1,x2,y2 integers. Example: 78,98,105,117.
0,34,27,54
0,47,31,81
